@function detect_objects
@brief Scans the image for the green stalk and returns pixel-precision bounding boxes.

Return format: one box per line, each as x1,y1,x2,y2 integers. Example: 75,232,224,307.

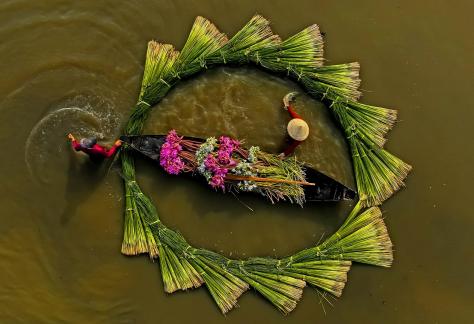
238,274,298,315
174,16,228,78
190,257,247,314
259,24,324,72
207,15,281,65
138,42,178,106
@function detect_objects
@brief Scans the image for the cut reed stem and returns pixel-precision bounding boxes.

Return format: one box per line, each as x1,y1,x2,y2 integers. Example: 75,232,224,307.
225,174,315,186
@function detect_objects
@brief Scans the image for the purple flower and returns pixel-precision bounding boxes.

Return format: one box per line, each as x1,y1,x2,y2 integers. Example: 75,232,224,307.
219,136,230,146
166,129,182,143
196,135,242,191
219,136,240,151
215,167,228,178
202,153,228,190
217,149,231,164
210,175,225,189
216,136,239,165
160,130,185,175
204,154,218,172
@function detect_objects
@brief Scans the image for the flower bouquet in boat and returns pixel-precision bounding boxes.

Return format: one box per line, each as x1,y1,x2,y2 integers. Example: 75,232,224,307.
121,130,356,204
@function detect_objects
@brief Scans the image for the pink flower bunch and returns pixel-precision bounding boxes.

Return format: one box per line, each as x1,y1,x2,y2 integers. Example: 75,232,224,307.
160,130,185,175
204,154,228,190
217,136,240,165
201,136,240,190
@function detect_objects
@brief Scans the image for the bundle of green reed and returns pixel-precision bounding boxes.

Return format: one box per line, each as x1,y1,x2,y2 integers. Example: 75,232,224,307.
349,139,412,207
120,152,159,257
302,63,362,101
206,15,281,65
288,200,393,267
145,201,392,314
331,99,398,147
258,24,324,73
117,14,408,314
174,16,229,78
136,42,178,110
329,98,411,206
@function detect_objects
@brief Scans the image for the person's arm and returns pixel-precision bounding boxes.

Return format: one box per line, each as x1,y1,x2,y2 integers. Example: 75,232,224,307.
103,140,122,158
287,104,302,119
87,140,122,158
72,140,82,151
282,140,302,157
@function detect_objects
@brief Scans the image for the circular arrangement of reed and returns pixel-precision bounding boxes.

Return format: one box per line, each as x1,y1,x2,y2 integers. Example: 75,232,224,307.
120,15,411,314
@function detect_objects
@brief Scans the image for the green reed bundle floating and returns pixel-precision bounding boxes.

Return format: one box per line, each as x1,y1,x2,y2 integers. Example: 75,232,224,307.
117,14,411,314
257,24,323,71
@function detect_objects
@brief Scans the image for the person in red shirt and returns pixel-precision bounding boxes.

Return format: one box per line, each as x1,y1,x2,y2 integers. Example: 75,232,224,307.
281,92,310,157
67,133,122,160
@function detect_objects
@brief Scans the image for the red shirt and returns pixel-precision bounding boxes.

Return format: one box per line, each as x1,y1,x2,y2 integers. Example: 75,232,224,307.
287,104,302,119
72,140,120,158
283,139,302,156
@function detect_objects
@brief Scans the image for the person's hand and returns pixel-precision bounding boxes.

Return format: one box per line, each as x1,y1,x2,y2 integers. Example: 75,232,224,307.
114,139,122,147
283,92,298,109
67,133,75,141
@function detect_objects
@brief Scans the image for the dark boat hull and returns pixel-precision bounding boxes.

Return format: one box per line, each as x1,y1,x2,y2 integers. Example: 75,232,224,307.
120,135,356,202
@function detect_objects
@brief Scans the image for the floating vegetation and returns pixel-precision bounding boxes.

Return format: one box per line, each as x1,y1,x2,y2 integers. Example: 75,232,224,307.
117,15,411,314
152,130,309,204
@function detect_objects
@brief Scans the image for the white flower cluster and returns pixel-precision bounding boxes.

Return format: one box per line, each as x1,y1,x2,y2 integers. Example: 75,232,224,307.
232,161,254,176
237,180,258,192
195,137,217,180
232,156,258,192
247,146,260,163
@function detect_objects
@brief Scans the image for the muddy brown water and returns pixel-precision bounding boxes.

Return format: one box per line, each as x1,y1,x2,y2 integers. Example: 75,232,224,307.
0,1,472,323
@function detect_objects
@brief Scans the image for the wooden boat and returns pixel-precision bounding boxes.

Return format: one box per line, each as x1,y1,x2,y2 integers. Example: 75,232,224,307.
120,135,357,202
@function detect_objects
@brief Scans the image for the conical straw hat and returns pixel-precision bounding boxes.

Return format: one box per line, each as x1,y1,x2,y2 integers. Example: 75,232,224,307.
287,118,309,141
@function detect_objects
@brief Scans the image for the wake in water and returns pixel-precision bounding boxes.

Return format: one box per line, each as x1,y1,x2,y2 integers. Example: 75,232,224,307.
25,95,121,184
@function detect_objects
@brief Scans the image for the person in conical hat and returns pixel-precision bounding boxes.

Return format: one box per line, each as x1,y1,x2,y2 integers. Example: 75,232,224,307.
281,92,309,157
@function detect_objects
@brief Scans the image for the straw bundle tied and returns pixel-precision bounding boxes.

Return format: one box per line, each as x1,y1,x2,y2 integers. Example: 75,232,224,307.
120,153,160,257
127,199,392,314
175,16,229,78
303,63,362,101
117,14,410,314
258,24,324,72
208,15,281,65
137,42,178,109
